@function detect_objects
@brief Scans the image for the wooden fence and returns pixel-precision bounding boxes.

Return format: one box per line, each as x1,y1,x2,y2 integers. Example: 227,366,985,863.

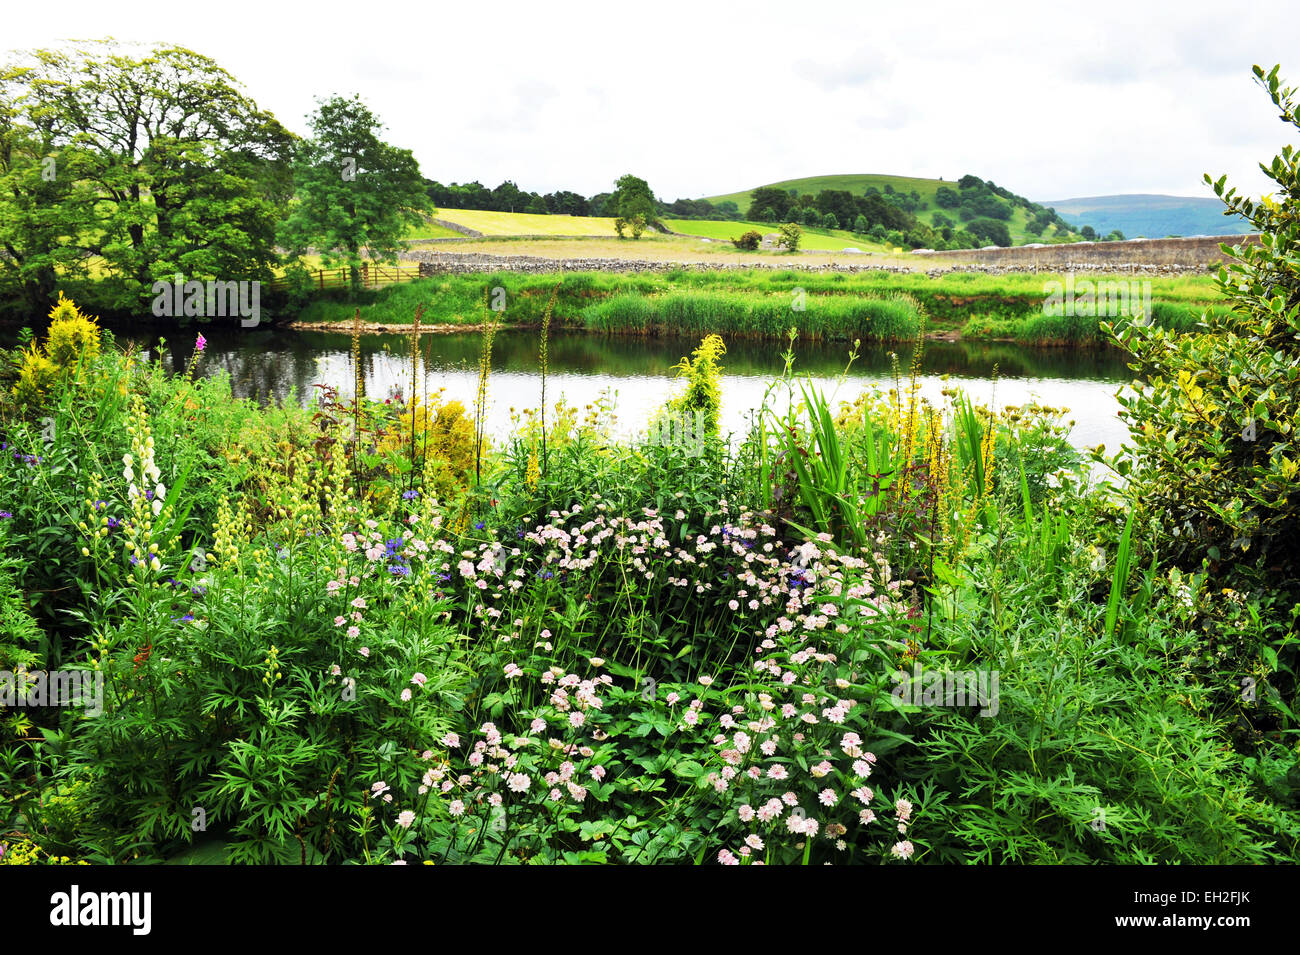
266,263,422,293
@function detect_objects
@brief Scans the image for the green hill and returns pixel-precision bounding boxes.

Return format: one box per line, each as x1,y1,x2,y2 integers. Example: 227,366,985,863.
1036,194,1251,239
702,173,1083,247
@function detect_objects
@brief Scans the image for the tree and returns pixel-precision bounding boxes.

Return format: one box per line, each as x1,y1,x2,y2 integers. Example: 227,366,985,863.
731,230,762,251
280,95,429,291
525,195,549,215
823,213,840,231
748,186,792,222
803,207,822,227
609,174,657,238
491,180,527,213
966,217,1012,247
957,174,983,190
853,214,869,234
777,222,802,252
0,40,294,315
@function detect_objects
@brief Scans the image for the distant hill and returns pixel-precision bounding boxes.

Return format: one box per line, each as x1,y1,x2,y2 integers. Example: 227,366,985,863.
702,173,1084,246
1036,194,1251,239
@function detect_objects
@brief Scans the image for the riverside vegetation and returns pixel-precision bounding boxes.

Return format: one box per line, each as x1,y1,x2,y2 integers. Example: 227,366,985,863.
0,65,1298,866
290,268,1226,347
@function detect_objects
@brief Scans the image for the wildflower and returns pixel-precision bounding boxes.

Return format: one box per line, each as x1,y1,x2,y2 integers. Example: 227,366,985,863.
890,840,915,860
895,798,913,823
507,773,531,793
819,789,838,807
195,333,207,353
397,810,415,828
744,834,764,851
448,800,465,817
400,688,412,702
411,672,427,686
346,626,360,639
530,717,546,733
442,732,461,749
718,849,740,866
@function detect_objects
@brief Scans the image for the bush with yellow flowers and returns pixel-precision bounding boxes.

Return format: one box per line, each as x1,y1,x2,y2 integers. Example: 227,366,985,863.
12,293,102,407
376,391,477,502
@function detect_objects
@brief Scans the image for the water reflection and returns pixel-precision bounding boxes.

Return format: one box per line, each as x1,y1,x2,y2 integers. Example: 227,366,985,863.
127,328,1134,451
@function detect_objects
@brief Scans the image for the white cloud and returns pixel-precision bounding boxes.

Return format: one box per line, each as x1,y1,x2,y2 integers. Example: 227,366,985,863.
3,0,1296,201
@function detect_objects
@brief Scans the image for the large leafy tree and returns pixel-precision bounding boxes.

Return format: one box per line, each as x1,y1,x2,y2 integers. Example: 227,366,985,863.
280,95,429,290
0,40,294,314
609,173,657,239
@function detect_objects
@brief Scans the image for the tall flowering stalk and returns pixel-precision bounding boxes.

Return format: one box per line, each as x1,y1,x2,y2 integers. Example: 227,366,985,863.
538,283,558,479
408,304,424,498
121,394,166,576
473,295,500,490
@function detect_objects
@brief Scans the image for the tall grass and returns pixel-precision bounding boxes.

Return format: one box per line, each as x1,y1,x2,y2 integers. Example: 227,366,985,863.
582,290,925,341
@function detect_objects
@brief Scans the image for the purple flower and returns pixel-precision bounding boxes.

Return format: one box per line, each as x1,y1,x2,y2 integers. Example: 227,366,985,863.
0,511,11,520
402,489,419,500
195,333,207,353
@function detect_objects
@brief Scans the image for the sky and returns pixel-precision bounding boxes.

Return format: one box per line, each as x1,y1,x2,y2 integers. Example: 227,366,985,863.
4,0,1297,203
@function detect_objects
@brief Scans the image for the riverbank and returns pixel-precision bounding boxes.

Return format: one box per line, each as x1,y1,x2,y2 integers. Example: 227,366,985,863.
286,269,1224,346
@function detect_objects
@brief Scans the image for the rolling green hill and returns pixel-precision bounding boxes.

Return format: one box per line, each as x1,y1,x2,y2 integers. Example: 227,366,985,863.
702,173,1082,246
1036,194,1251,238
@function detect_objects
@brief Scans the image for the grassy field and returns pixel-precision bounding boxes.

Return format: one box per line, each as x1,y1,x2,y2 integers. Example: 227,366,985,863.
427,208,617,236
405,220,468,240
663,218,892,252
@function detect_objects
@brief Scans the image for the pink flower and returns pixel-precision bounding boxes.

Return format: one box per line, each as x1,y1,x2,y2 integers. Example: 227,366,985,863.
441,733,461,748
397,810,415,828
195,333,207,353
895,798,913,822
358,646,369,657
346,626,360,639
504,663,523,679
590,765,606,782
718,849,740,866
738,804,755,822
448,800,465,816
400,688,412,702
411,672,427,686
890,840,915,860
350,596,367,609
819,788,837,807
507,773,530,793
530,717,547,733
569,711,586,728
744,833,764,851
334,616,346,626
766,764,788,780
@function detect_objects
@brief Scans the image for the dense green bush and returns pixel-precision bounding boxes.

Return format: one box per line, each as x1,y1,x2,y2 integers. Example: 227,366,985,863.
1107,65,1300,713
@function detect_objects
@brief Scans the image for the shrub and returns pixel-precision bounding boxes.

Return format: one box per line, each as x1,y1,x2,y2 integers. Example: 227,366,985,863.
777,222,802,252
731,230,762,251
1107,63,1300,709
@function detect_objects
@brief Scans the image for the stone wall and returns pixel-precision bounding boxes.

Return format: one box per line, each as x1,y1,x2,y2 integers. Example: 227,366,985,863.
912,234,1259,268
407,250,1213,278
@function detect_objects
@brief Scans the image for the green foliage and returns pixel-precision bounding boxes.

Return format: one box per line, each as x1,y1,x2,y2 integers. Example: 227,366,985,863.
731,230,762,251
777,222,803,252
1107,64,1300,705
279,95,430,291
0,40,293,315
